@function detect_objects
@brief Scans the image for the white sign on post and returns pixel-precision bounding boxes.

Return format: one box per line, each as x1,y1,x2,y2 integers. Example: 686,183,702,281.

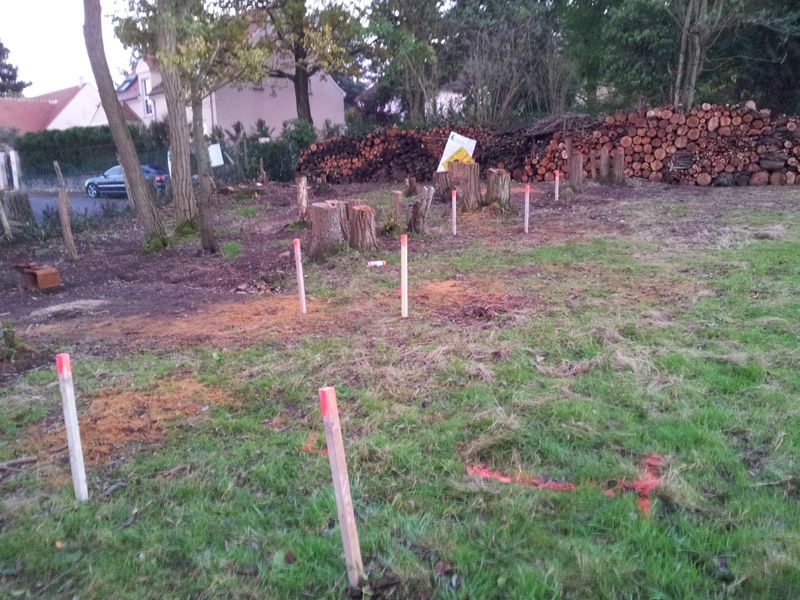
436,132,477,173
208,143,224,168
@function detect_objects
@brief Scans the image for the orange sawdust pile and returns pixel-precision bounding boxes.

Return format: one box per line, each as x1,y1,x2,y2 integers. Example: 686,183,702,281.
88,294,337,345
33,377,235,464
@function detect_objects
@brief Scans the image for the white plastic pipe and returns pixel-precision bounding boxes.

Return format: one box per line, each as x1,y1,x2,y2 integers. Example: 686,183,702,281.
293,238,307,315
56,353,88,502
451,188,457,236
400,234,408,318
524,183,530,234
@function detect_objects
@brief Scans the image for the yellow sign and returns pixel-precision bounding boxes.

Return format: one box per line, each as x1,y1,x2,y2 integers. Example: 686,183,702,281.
442,146,475,171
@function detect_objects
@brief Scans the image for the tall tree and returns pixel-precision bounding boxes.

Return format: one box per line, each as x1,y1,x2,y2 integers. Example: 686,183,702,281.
0,40,30,97
83,0,166,244
117,0,198,227
156,0,269,253
669,0,746,109
232,0,363,125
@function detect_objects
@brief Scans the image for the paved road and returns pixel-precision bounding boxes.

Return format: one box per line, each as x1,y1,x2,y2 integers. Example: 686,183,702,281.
27,193,129,224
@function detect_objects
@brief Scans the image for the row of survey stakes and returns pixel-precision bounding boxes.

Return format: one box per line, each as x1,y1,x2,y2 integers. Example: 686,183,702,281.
52,353,365,588
52,135,562,591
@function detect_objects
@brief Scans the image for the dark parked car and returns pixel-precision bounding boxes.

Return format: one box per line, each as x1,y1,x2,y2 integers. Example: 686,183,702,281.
85,165,169,198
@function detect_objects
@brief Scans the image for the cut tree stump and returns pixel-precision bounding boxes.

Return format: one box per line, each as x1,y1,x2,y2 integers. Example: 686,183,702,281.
403,176,417,197
460,162,480,211
349,205,378,251
433,171,452,201
391,190,404,230
345,199,367,239
295,174,308,221
569,153,584,193
309,200,347,259
612,149,626,184
409,185,434,233
486,168,511,211
599,146,610,182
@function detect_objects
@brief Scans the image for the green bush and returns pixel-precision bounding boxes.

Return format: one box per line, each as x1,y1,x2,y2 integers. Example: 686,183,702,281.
222,240,244,259
280,119,316,151
246,139,295,182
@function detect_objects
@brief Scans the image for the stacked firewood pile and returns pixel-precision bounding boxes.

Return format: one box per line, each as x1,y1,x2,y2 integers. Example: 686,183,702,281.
298,103,800,186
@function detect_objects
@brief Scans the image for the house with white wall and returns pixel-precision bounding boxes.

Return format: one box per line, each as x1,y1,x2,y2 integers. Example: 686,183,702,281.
0,83,140,135
117,58,346,135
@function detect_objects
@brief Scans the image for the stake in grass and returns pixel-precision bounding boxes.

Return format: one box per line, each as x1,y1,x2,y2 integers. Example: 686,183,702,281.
524,183,530,234
319,386,364,591
400,234,408,318
293,238,307,315
56,353,88,501
451,188,457,236
555,170,560,202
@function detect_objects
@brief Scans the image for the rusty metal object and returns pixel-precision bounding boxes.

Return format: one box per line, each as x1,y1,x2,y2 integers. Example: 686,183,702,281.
13,263,62,290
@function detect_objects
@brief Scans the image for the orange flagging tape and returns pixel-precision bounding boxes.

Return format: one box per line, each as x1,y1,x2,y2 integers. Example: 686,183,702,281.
302,432,328,456
466,453,667,514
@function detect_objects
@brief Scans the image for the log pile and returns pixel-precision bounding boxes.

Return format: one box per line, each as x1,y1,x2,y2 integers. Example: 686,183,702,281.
522,103,800,186
299,103,800,187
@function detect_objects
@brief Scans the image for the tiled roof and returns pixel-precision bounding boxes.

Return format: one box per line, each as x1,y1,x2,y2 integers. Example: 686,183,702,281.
0,84,140,134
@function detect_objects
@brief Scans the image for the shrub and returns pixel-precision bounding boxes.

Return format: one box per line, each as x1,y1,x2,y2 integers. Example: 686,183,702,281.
222,240,243,259
280,119,316,151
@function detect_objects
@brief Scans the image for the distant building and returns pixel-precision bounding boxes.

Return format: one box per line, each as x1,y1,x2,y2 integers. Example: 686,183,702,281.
0,83,140,135
117,58,346,135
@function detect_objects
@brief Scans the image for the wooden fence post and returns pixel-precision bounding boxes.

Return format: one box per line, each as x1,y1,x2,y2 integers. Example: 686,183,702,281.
53,161,78,260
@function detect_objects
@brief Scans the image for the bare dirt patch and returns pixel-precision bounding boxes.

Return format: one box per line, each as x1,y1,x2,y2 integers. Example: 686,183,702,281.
28,376,235,465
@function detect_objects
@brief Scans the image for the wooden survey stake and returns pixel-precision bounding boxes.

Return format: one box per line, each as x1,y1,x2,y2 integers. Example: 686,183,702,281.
293,238,307,314
524,183,530,234
56,353,88,501
319,387,364,590
400,234,408,318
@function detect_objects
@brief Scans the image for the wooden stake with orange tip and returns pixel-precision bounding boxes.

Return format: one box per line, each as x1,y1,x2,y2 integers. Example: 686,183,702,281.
56,353,88,501
293,238,307,315
319,386,364,590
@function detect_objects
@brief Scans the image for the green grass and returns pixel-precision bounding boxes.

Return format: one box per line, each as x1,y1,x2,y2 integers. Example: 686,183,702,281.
2,201,800,598
238,205,259,219
221,240,244,259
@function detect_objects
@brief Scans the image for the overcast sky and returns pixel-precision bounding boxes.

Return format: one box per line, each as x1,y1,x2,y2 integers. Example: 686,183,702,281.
0,0,132,96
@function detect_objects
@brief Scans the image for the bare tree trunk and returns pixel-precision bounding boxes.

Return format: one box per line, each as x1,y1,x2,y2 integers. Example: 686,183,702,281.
191,92,218,254
53,162,78,260
673,0,693,107
83,0,165,242
294,67,313,125
157,0,196,225
409,186,434,234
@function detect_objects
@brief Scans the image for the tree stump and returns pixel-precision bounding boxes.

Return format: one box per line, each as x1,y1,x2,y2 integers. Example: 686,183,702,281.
486,168,511,211
391,190,404,230
433,171,452,201
403,176,417,197
612,148,626,184
53,161,78,260
599,146,610,182
345,198,366,238
309,200,347,259
569,153,584,193
295,174,308,221
409,185,434,234
349,205,378,251
460,162,480,211
2,191,33,223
